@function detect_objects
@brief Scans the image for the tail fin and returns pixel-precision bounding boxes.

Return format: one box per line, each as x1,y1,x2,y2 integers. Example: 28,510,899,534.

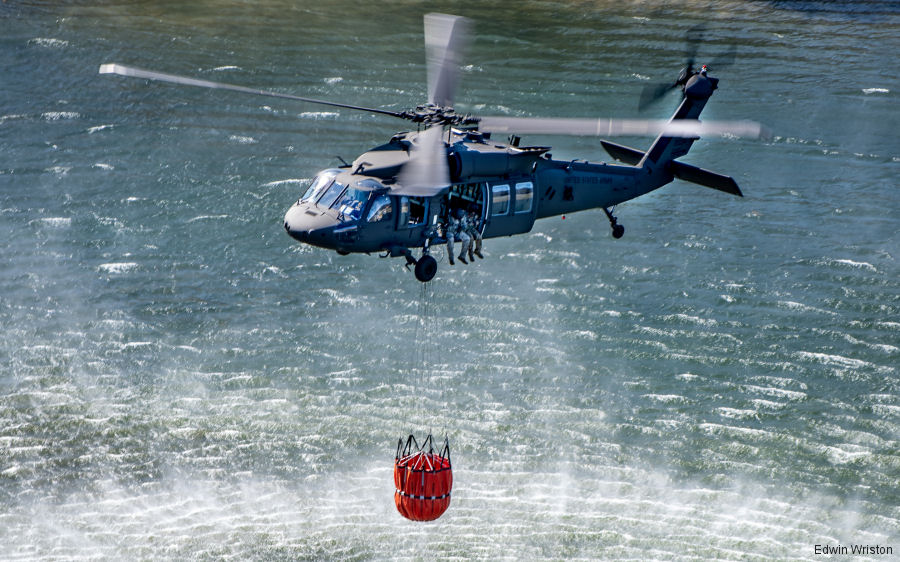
638,72,719,169
602,72,743,197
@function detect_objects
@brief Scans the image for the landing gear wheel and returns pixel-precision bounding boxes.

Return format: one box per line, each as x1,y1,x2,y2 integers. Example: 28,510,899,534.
414,255,437,283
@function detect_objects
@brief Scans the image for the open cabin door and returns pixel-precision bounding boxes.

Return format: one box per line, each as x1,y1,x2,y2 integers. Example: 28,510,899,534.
447,182,488,235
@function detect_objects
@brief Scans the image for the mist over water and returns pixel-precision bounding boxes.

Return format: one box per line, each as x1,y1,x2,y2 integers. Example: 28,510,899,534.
2,0,898,559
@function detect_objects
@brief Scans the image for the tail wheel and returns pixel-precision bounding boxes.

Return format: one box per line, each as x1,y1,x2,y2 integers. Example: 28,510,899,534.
604,207,625,239
414,255,437,283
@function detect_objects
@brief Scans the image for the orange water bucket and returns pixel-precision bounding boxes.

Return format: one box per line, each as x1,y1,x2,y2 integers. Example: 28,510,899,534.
393,434,452,521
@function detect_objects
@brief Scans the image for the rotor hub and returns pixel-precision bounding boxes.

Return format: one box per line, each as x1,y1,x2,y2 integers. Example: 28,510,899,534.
400,103,477,128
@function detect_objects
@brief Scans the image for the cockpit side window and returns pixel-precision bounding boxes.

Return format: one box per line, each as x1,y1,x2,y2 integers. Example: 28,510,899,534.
334,187,369,221
366,195,393,223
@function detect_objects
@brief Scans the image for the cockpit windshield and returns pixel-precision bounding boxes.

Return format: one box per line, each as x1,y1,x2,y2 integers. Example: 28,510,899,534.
298,169,375,222
300,169,341,203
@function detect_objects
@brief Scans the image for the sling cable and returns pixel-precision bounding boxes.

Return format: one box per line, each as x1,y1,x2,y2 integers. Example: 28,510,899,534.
393,281,452,521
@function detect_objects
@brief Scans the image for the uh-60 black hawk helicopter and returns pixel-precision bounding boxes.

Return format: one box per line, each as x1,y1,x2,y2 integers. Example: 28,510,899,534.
100,14,768,283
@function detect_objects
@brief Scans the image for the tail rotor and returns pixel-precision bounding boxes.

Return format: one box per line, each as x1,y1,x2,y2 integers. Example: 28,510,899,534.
638,24,736,111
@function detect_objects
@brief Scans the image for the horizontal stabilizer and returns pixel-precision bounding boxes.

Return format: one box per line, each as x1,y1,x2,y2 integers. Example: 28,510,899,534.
600,140,644,165
600,141,742,197
670,161,743,197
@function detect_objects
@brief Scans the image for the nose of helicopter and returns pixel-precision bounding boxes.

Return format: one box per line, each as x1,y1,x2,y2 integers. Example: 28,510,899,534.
283,203,344,246
283,204,310,242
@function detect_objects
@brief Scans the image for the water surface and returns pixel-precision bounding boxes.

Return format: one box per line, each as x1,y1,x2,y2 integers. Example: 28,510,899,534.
1,0,898,559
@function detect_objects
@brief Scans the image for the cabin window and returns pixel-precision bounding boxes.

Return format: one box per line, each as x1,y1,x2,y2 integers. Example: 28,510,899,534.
491,184,510,216
398,196,427,227
366,195,392,223
514,181,533,214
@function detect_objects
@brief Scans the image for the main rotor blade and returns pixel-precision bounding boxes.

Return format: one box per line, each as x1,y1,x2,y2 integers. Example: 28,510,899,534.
478,116,771,139
638,23,708,112
424,13,470,107
684,23,707,73
395,126,450,197
98,63,406,119
710,43,737,72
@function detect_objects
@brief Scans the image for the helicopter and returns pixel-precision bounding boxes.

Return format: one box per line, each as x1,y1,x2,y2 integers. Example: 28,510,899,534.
100,14,768,283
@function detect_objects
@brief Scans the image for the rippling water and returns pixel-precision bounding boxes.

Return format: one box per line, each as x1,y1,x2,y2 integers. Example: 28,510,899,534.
2,1,898,559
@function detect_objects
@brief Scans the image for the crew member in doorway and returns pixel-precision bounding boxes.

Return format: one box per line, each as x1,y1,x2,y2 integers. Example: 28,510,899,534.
465,207,484,260
445,209,471,265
